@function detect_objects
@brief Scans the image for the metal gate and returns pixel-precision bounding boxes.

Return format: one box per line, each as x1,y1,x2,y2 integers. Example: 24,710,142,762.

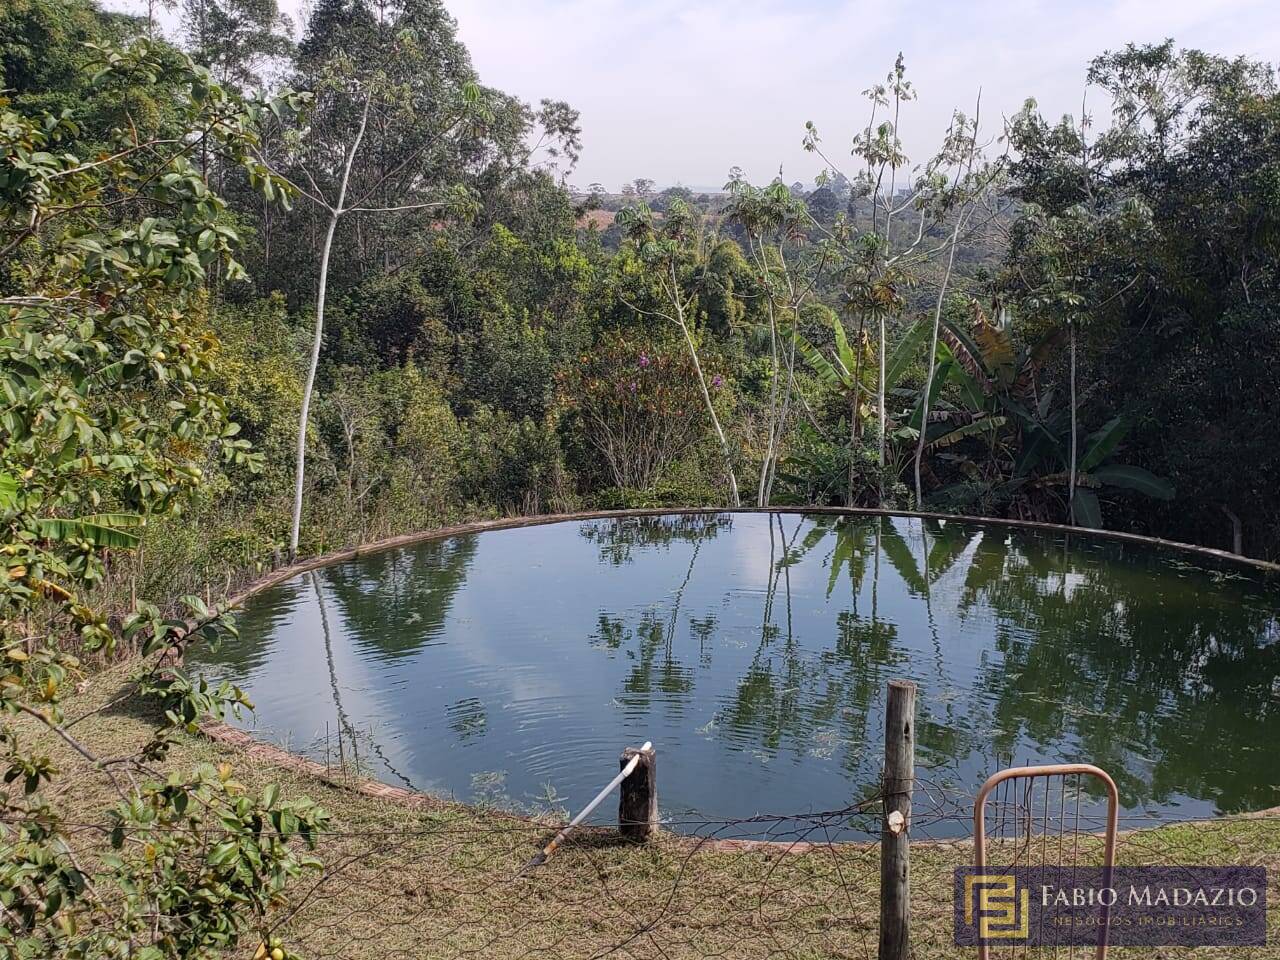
973,763,1119,959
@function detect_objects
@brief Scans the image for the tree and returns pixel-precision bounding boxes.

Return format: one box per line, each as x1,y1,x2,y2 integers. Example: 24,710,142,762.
725,175,830,506
616,201,742,506
567,330,719,490
266,0,486,557
266,0,580,556
910,98,996,508
996,43,1261,532
181,0,294,90
795,314,923,505
909,304,1174,523
1,39,325,959
804,55,1004,505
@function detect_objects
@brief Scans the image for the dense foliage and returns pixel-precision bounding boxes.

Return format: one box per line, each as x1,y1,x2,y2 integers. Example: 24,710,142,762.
1,29,325,960
1,1,1277,952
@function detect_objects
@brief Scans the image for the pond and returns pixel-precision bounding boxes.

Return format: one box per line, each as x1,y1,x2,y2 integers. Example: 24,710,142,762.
189,512,1280,839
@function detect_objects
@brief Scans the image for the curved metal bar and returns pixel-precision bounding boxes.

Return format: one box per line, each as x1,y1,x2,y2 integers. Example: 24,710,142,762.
973,763,1119,960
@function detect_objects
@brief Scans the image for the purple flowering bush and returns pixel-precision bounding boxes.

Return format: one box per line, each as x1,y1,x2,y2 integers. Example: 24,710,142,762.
561,331,728,490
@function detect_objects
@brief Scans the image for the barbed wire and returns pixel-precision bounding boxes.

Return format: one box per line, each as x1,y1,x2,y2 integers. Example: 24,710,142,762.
7,767,1278,959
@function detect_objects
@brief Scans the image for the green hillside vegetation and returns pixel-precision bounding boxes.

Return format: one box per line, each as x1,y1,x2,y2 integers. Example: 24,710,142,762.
2,0,1279,956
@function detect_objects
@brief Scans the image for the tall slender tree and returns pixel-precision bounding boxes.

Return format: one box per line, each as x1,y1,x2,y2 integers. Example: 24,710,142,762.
181,0,294,90
804,55,1008,506
263,0,578,555
617,201,742,506
725,175,829,506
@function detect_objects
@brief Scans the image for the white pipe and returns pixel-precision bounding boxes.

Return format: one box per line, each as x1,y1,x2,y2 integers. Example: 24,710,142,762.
565,740,652,830
524,741,652,869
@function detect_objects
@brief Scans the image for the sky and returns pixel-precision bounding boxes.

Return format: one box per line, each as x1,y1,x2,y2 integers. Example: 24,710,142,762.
102,0,1280,191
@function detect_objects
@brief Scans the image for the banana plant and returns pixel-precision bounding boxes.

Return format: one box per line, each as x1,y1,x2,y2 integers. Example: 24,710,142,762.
1016,412,1175,528
793,314,929,505
911,310,1173,526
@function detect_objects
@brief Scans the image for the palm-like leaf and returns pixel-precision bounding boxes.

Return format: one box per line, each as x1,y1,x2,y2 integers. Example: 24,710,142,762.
884,316,929,390
794,330,843,388
1090,464,1175,500
1072,488,1103,528
35,517,142,549
928,416,1008,450
1080,416,1130,471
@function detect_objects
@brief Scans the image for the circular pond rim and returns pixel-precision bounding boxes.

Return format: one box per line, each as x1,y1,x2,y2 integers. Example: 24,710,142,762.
196,507,1280,853
229,508,1280,611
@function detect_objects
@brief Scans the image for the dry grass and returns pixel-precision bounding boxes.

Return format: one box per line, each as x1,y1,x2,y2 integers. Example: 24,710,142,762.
576,209,617,231
12,659,1280,959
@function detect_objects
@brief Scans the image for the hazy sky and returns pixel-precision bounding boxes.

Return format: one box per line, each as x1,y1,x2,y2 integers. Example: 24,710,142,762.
104,0,1280,190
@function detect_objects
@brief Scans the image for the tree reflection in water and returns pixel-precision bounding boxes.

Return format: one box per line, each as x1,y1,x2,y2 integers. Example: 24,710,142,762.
190,513,1280,829
582,514,1280,815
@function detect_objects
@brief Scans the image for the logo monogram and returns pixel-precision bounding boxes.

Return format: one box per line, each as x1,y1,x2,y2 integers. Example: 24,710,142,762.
964,874,1030,940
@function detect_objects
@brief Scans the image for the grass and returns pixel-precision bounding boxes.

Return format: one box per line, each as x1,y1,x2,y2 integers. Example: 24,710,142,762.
12,657,1280,959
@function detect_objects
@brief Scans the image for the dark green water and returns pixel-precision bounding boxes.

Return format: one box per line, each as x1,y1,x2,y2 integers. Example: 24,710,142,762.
189,513,1280,837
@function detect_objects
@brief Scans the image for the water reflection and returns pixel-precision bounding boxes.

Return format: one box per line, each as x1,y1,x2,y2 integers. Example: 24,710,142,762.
189,513,1280,835
324,536,477,660
579,513,734,565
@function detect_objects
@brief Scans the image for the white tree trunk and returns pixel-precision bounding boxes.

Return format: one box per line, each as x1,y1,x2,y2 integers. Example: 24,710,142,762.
1068,319,1078,525
289,96,371,557
289,210,339,558
913,223,964,508
877,310,887,504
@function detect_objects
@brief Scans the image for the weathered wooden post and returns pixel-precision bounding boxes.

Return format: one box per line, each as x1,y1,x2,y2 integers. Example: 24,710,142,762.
618,743,657,840
879,679,916,960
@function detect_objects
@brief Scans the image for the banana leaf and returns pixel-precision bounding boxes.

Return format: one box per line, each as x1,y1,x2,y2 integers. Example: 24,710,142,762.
1080,416,1131,471
1071,489,1103,529
884,316,929,390
1091,464,1175,500
928,415,1007,450
35,517,142,548
794,330,843,388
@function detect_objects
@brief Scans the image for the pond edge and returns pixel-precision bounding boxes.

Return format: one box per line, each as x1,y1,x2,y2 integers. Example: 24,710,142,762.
200,507,1280,853
228,507,1280,611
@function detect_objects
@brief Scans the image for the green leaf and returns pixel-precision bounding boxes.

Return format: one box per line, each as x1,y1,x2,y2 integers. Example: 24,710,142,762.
1090,464,1175,500
1013,423,1061,478
793,329,841,388
928,416,1007,449
884,316,928,390
80,513,144,528
1072,488,1103,528
1080,416,1130,471
908,359,954,429
34,518,141,549
0,473,17,510
833,317,855,375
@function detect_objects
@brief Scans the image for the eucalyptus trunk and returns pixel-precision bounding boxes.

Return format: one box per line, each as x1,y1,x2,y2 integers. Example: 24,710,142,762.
877,310,887,504
913,221,964,508
847,393,858,506
289,96,371,558
1068,318,1078,525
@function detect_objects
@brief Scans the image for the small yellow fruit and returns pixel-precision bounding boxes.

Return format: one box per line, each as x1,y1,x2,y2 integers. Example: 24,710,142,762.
271,949,284,960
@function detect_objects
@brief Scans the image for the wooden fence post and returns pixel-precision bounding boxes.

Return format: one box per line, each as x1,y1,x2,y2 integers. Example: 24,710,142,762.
619,744,657,840
879,679,917,960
